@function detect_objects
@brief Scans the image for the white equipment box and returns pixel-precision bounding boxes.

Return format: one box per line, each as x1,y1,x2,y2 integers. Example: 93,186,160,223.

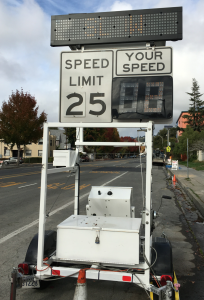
53,150,76,167
56,215,141,265
86,186,135,218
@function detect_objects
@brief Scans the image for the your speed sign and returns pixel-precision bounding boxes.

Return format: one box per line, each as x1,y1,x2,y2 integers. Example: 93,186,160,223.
60,50,113,122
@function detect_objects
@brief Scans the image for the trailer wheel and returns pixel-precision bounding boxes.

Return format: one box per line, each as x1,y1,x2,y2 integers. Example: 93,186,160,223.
151,237,173,277
151,237,176,299
23,230,56,289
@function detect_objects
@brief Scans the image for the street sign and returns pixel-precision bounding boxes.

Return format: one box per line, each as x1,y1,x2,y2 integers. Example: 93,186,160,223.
172,160,178,170
60,50,113,122
166,146,171,152
116,47,172,76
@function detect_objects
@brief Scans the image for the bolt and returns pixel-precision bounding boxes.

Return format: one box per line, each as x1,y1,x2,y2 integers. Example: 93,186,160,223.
146,221,149,224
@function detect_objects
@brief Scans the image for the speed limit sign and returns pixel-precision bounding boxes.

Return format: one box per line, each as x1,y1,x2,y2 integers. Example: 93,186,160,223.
60,50,113,122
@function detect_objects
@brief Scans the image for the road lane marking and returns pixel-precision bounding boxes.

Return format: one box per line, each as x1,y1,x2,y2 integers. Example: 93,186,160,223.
0,171,128,244
90,171,120,174
0,171,41,180
38,183,91,190
135,164,142,168
0,182,26,188
18,183,37,189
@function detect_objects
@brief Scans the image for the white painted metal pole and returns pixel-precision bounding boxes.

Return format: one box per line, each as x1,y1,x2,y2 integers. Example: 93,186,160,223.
80,128,84,153
37,123,49,270
144,121,153,285
75,142,143,147
74,128,80,215
46,122,151,129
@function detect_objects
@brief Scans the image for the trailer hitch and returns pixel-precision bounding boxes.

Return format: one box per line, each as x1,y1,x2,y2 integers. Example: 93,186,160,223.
10,267,35,300
149,281,179,300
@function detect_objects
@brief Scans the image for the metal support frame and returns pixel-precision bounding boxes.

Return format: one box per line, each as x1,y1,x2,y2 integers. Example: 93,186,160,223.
36,121,153,290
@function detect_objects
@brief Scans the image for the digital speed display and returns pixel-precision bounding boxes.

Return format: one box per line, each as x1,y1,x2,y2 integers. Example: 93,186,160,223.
51,7,182,48
112,76,173,121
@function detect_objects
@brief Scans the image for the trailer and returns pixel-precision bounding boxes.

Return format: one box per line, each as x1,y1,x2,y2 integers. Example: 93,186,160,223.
10,6,182,300
10,122,180,300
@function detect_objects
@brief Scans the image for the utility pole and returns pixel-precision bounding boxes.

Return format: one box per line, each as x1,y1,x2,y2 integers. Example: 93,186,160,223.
167,129,169,147
164,126,173,147
187,138,189,178
158,135,163,148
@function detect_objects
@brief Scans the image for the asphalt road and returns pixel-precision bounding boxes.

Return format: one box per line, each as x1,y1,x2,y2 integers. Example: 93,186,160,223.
0,158,204,300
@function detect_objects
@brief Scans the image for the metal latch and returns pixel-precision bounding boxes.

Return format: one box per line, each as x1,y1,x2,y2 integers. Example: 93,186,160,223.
92,227,101,244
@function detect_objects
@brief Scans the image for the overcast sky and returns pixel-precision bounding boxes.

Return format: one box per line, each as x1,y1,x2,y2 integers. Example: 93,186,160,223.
0,0,203,137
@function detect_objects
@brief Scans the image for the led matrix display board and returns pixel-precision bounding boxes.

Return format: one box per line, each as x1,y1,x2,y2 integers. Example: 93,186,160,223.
51,7,182,47
112,76,173,121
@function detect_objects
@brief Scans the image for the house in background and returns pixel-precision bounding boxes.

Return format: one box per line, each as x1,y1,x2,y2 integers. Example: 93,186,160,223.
50,129,67,149
176,111,189,138
0,129,67,159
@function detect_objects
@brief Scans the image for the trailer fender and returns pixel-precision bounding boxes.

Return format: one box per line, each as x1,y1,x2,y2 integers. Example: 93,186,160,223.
24,230,56,264
151,237,173,277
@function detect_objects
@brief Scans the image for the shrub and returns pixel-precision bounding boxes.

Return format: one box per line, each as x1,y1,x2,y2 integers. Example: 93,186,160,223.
24,157,42,163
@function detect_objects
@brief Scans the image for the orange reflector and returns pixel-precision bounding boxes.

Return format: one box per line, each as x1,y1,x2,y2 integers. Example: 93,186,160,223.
122,276,131,282
52,269,60,276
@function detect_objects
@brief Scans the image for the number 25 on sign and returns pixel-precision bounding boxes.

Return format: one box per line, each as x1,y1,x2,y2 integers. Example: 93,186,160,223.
65,92,106,117
60,50,113,123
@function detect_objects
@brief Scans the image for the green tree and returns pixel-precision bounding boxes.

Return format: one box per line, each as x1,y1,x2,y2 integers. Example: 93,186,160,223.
173,126,204,159
0,89,47,165
153,127,177,156
183,78,204,132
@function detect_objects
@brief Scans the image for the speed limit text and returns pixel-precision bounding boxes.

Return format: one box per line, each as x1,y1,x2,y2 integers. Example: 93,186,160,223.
65,58,109,69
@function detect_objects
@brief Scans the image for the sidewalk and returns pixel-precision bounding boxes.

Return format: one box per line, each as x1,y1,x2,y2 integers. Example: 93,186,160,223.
166,164,204,258
169,164,204,218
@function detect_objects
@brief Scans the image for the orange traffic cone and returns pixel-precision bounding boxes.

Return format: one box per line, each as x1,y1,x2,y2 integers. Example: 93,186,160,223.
73,269,87,300
173,174,176,182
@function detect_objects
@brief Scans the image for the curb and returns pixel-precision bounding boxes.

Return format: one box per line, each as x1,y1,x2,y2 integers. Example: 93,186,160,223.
168,168,204,218
0,163,43,170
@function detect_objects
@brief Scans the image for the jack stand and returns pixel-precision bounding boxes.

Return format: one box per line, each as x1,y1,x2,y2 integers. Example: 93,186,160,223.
10,268,17,300
165,281,173,300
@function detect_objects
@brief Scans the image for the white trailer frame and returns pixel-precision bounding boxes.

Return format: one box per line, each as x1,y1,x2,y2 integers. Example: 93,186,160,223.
36,121,153,290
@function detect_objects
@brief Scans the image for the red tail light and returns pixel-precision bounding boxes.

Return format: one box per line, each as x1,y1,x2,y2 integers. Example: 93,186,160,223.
18,263,29,275
160,275,173,286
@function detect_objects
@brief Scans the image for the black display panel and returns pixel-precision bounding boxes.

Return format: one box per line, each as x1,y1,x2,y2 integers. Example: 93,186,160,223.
51,7,182,47
112,76,173,121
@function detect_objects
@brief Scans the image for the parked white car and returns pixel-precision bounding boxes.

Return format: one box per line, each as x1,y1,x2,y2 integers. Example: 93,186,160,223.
4,157,23,165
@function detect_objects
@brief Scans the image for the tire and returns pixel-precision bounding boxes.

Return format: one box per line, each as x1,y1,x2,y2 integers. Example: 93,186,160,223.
22,231,56,289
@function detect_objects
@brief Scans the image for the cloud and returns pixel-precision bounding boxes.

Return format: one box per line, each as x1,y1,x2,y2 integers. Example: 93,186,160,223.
0,0,62,120
0,55,26,81
110,1,133,11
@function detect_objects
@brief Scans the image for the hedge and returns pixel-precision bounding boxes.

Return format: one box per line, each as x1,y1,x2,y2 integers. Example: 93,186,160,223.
24,157,53,163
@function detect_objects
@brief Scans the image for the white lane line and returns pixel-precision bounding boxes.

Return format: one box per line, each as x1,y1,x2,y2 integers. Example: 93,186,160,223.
135,164,142,168
18,183,37,189
0,171,128,245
